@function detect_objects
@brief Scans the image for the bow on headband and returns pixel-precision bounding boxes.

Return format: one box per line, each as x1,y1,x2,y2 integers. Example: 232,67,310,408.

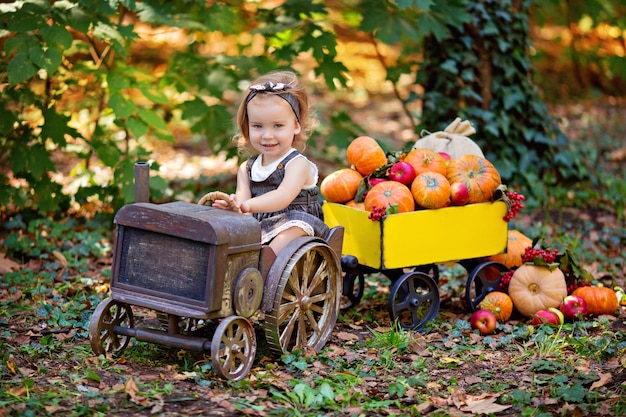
245,81,301,122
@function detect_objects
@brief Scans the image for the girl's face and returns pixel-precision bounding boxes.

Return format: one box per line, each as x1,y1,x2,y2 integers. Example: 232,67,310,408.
246,94,301,164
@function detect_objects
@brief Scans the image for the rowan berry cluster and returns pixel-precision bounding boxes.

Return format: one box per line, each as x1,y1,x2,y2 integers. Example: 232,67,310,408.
503,191,525,221
368,205,387,221
521,246,559,264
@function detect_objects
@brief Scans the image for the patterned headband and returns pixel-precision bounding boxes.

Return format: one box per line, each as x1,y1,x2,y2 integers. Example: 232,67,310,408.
245,81,301,122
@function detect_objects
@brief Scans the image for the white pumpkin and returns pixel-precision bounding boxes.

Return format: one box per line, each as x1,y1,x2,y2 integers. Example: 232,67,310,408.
508,264,568,317
412,117,484,160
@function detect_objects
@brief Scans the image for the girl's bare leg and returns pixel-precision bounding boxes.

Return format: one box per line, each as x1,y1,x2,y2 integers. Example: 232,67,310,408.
269,227,307,255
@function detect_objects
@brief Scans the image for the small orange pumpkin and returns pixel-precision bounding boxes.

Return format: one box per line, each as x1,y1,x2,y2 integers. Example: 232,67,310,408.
508,264,567,317
446,154,501,204
411,172,450,209
345,199,366,210
572,286,619,316
478,291,513,322
364,181,415,214
320,168,363,203
347,136,387,176
404,148,447,177
487,230,533,268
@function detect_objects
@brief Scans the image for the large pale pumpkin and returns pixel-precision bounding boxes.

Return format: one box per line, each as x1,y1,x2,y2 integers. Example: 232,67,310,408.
572,286,619,316
320,168,363,203
508,264,567,317
487,230,533,268
347,136,387,176
446,154,501,204
404,148,447,177
364,181,415,213
411,172,450,209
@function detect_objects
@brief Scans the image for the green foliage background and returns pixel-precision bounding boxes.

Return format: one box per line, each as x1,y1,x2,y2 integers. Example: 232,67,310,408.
1,0,624,218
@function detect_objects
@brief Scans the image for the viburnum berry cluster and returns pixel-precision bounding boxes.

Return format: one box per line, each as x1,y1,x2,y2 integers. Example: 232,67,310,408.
521,246,559,264
497,269,515,292
503,191,525,221
368,205,387,221
567,279,591,294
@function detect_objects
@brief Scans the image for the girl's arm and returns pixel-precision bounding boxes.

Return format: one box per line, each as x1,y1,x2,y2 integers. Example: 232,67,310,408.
212,161,252,211
239,157,311,214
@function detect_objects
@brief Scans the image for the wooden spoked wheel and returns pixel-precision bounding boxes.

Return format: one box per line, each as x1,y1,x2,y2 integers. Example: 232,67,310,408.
89,297,134,356
211,316,256,381
388,271,440,331
263,238,342,355
464,261,508,311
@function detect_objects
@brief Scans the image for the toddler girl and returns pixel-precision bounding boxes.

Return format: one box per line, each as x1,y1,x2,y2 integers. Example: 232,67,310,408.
212,70,329,255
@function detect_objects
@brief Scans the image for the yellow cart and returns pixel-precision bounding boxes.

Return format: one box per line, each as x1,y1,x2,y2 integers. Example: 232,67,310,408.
323,201,510,330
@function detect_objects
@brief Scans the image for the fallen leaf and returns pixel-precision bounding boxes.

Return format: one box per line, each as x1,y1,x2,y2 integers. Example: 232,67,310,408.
589,372,612,390
173,371,197,380
440,356,463,364
335,331,359,342
125,377,148,406
0,253,20,274
52,250,68,268
45,406,62,413
416,401,434,414
430,395,451,407
608,147,626,161
464,375,482,384
454,391,512,414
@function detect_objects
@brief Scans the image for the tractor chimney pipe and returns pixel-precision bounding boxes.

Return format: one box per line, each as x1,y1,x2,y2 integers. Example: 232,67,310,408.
134,162,150,203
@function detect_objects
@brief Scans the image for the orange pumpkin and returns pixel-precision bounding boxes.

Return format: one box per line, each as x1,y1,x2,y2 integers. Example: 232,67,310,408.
346,136,387,176
487,230,533,268
320,168,363,203
446,154,501,204
572,286,619,316
364,181,415,213
404,148,447,177
478,291,513,322
411,172,450,209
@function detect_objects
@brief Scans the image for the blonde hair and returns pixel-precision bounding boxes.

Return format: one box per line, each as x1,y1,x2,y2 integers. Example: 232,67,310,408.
234,70,315,156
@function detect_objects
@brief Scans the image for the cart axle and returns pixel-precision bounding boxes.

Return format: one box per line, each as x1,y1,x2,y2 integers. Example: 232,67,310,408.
114,325,212,352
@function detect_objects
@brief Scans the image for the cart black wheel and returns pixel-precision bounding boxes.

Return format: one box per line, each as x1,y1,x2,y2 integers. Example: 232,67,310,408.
89,297,134,356
464,261,509,312
388,272,440,331
211,316,256,381
263,237,342,355
340,272,365,311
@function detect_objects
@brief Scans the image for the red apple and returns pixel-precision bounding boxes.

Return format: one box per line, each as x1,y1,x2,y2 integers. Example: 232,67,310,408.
531,308,564,326
368,177,388,187
559,295,588,321
387,161,416,186
439,152,452,166
470,309,497,335
363,177,387,199
450,182,470,206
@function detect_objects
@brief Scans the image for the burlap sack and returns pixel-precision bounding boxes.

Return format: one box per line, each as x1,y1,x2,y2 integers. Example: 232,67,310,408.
412,117,484,159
